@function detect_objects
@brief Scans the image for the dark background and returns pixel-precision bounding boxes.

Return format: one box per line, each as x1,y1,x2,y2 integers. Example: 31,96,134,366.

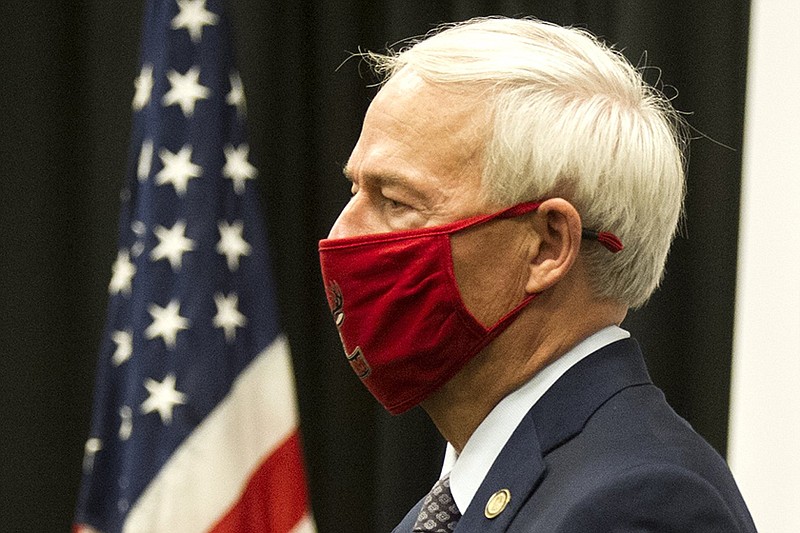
0,1,749,531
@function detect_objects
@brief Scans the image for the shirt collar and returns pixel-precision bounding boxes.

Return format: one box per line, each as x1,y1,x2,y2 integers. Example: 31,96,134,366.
440,325,630,514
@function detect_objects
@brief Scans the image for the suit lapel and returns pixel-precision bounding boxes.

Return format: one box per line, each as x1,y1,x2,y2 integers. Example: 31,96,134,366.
454,415,546,531
455,338,652,531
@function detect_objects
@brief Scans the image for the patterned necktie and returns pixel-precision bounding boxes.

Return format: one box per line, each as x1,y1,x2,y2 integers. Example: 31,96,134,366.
412,475,461,532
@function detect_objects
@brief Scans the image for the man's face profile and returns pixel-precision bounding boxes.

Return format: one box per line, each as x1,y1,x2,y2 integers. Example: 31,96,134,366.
329,69,537,327
329,69,490,239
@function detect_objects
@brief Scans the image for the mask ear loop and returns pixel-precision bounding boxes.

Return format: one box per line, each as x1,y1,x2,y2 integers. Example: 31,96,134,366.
498,203,624,254
581,229,624,253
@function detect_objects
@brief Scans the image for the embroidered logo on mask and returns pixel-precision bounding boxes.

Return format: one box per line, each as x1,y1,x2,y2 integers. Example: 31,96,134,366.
346,346,370,378
327,282,371,378
329,281,345,327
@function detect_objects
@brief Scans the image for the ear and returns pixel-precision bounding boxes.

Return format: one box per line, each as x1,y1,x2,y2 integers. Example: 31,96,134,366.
525,198,582,294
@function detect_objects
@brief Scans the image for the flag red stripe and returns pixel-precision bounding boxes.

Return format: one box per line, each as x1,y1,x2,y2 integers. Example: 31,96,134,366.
72,525,101,533
210,431,310,533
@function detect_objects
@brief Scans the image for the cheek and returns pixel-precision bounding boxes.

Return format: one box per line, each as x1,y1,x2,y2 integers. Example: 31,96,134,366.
450,221,530,327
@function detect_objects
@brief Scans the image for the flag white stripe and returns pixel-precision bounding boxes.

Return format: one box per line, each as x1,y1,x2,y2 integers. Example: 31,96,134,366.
290,514,317,533
728,1,800,532
124,335,300,532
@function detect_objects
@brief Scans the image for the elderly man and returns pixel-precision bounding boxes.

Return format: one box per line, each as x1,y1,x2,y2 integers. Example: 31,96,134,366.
319,17,755,532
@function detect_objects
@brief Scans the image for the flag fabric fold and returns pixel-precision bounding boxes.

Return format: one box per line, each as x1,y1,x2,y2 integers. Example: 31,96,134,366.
75,1,314,531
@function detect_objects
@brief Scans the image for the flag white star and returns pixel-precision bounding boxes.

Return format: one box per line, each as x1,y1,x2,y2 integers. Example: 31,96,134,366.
171,0,218,43
223,144,257,194
150,220,195,270
156,145,202,196
162,66,210,116
132,63,153,111
132,241,145,258
109,249,136,296
131,220,147,258
213,292,247,343
140,373,187,425
137,138,154,182
111,329,133,366
217,220,251,271
119,405,133,441
226,70,246,116
83,437,103,473
145,299,190,349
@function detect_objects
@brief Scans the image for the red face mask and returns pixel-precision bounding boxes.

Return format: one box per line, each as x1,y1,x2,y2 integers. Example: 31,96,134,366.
318,202,544,414
319,201,622,414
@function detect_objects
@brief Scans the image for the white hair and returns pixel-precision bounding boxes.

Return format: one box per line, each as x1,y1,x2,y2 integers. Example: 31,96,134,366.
366,17,687,308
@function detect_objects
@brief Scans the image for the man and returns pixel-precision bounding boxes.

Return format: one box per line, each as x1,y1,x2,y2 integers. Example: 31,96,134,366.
319,17,756,532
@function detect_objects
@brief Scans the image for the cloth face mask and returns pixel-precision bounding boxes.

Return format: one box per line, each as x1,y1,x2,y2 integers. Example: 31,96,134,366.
318,202,544,414
318,201,622,414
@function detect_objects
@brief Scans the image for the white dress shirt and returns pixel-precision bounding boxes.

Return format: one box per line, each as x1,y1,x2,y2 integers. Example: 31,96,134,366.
440,325,630,514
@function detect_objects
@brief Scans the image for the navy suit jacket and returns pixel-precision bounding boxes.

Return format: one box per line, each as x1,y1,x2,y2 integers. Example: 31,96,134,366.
394,338,756,532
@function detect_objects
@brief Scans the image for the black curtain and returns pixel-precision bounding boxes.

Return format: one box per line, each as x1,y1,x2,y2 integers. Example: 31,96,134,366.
0,1,749,531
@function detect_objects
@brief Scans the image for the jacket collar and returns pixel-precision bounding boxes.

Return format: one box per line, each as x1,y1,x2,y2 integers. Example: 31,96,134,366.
455,338,652,531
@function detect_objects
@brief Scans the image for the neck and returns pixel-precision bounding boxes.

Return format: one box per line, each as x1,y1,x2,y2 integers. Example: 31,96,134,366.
420,296,626,453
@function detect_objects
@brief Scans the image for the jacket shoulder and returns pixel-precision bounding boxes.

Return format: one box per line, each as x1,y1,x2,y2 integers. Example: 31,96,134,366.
509,384,756,532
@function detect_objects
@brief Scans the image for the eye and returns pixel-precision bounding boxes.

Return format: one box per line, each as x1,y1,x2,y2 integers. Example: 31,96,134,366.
384,196,410,211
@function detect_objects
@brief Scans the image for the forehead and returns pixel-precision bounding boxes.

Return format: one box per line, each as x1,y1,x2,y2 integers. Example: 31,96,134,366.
345,69,491,208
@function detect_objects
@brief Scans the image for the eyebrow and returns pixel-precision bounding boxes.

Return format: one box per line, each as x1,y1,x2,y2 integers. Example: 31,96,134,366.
343,166,410,190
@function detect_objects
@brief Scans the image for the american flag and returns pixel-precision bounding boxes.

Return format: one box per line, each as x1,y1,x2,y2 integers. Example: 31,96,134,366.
74,1,314,531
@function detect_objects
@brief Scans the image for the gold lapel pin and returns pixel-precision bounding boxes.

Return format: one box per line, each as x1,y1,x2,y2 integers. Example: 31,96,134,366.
485,488,511,519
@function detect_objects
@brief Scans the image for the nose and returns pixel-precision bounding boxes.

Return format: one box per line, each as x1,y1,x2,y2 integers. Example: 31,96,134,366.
327,195,378,239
